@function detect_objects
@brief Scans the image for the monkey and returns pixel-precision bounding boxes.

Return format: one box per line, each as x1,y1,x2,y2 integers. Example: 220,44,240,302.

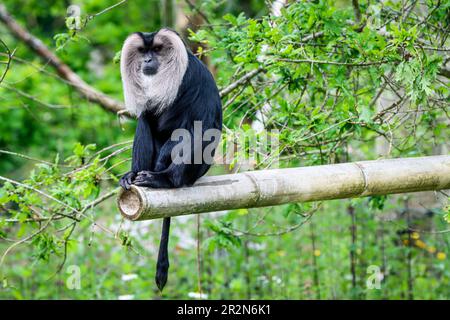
119,28,222,291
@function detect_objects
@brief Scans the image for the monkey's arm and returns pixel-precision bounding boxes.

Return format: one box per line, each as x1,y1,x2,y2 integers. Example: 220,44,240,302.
120,114,155,190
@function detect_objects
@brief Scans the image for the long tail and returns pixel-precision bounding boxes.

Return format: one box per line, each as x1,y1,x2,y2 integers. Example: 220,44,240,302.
155,217,171,291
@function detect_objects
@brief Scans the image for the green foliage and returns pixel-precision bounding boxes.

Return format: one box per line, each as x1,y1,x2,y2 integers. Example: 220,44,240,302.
444,201,450,224
368,195,387,211
190,0,448,167
204,219,241,251
395,54,442,103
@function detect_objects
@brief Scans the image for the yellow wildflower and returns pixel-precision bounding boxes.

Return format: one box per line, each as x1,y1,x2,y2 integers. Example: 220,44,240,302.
436,252,446,261
411,232,420,240
313,249,321,257
414,240,427,249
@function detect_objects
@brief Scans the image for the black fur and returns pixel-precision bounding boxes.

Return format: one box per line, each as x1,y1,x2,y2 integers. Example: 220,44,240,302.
136,32,157,49
120,50,222,291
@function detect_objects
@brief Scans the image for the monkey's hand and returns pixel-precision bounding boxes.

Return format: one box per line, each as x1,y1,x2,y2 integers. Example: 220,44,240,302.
119,171,137,190
133,171,155,187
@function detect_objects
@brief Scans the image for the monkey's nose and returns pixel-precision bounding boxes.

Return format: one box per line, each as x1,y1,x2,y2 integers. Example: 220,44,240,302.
145,57,152,63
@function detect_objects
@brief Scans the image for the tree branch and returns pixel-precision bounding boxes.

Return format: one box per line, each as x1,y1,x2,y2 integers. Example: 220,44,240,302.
278,58,388,67
0,4,126,115
351,0,362,25
219,67,265,97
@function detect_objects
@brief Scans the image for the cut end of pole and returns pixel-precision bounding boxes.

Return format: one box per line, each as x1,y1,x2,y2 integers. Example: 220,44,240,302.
118,186,145,220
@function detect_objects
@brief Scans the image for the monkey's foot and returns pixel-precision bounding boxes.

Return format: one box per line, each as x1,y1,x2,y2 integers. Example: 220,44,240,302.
119,171,136,190
133,171,155,187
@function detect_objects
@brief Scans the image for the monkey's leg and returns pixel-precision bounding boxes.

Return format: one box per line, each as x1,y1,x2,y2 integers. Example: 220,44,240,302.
120,114,155,190
134,135,206,188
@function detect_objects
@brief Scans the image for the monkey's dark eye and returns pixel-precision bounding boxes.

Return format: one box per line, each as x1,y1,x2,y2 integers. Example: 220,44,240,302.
153,46,162,53
138,47,145,53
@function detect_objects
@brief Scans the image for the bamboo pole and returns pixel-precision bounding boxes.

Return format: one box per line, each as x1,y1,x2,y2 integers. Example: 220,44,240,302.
117,155,450,220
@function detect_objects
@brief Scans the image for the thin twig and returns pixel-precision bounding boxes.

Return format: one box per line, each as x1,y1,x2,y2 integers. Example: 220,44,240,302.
219,67,265,98
90,0,128,19
0,149,70,167
278,58,388,67
0,38,15,84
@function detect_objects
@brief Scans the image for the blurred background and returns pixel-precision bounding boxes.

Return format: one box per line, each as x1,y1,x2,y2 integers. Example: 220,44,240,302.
0,0,449,299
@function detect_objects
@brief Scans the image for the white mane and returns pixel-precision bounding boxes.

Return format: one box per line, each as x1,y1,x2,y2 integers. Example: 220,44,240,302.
120,29,189,117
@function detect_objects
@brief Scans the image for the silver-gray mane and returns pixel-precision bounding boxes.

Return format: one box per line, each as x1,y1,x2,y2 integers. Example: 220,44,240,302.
120,29,188,117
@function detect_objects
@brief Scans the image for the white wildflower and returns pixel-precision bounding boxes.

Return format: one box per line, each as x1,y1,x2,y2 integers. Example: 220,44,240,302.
188,292,208,299
121,274,138,281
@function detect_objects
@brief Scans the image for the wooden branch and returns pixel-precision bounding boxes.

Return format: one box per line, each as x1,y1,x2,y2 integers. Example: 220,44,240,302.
351,0,362,24
118,155,450,220
0,4,126,115
278,58,388,67
219,67,265,98
439,65,450,78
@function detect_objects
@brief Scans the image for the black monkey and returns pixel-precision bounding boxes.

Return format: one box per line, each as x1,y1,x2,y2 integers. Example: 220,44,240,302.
119,29,222,290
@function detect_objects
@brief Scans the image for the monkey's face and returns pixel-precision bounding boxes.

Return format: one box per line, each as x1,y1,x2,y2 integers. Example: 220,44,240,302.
121,29,186,79
127,32,161,77
139,44,160,76
120,29,189,115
